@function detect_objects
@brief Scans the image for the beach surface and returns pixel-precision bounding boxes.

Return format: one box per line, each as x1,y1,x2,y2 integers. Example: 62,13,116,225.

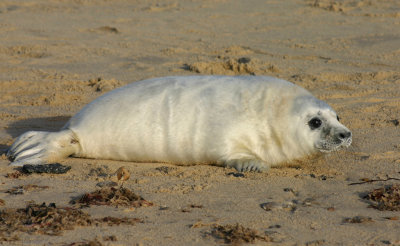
0,0,399,245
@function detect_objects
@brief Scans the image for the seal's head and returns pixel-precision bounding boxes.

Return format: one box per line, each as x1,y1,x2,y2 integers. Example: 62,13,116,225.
292,95,352,154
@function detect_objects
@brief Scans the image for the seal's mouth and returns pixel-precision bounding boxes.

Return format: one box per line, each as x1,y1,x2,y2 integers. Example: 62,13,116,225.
316,137,352,153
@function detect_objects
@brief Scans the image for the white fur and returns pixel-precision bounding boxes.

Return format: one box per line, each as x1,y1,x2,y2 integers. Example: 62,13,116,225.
7,76,352,171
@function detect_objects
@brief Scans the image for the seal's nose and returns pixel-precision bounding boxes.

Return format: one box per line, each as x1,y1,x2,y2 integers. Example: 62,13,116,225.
338,131,352,140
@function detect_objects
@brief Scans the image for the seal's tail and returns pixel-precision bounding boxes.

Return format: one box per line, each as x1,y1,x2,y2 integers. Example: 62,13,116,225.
7,130,80,166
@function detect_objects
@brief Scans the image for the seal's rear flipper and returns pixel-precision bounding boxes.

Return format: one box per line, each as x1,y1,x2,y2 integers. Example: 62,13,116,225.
7,130,80,166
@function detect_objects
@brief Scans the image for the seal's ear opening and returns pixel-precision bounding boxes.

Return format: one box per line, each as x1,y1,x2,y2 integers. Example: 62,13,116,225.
337,115,340,121
308,117,322,130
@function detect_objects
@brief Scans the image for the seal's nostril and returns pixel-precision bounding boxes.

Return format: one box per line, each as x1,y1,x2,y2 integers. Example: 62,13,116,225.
339,131,351,140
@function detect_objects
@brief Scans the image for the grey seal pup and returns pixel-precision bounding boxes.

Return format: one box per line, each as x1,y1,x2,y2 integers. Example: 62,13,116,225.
7,76,352,172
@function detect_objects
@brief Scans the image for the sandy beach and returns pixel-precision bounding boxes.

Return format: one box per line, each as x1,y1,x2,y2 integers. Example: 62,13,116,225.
0,0,400,245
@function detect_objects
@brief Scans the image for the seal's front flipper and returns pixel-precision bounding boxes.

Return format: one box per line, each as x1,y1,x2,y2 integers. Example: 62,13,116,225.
225,159,270,172
7,130,80,166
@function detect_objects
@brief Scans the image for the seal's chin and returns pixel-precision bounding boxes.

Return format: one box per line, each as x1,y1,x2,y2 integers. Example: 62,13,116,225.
315,137,352,153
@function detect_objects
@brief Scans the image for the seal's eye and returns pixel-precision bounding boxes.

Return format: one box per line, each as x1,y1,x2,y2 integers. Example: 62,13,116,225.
308,117,322,130
336,115,340,121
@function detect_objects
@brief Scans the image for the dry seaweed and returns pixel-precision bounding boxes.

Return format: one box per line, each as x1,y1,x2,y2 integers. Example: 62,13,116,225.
0,202,142,241
5,184,49,195
62,235,117,245
71,186,153,207
210,223,272,244
0,202,92,240
103,235,117,241
305,239,326,246
5,170,25,179
190,204,203,208
64,239,103,246
343,216,374,223
95,216,141,226
349,177,400,185
364,184,400,211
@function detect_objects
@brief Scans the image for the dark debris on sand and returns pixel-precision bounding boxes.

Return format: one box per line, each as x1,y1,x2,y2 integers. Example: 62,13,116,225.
364,184,400,211
210,223,272,244
0,202,91,240
5,170,25,179
22,163,71,174
64,239,103,246
66,235,117,245
343,216,374,224
71,186,154,207
0,202,142,241
5,164,71,179
5,184,49,195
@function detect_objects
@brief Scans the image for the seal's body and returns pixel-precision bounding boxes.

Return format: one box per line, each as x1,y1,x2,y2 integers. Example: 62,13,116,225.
7,76,352,171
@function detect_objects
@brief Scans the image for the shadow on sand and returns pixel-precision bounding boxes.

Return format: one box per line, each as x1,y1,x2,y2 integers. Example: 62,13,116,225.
1,116,71,154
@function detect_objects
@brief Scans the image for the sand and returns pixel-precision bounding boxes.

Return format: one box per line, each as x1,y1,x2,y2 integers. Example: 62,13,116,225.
0,0,399,245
